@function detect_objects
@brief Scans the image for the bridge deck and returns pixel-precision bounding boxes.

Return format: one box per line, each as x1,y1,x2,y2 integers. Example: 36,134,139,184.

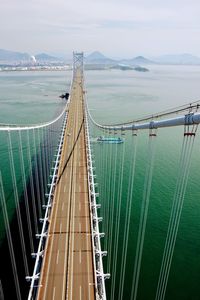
37,73,95,300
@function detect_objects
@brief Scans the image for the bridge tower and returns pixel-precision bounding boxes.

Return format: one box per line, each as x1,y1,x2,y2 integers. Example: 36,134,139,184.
73,51,84,76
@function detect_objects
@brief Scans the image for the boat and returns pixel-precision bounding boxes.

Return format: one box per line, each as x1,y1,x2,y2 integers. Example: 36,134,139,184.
97,136,123,144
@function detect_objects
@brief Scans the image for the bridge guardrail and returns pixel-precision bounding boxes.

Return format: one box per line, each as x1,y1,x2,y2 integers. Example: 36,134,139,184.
85,108,110,300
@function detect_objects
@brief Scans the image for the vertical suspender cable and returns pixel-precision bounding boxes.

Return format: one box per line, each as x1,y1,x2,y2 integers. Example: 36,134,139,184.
99,131,103,200
118,134,138,300
7,131,29,276
101,134,106,234
97,135,102,206
18,130,34,253
155,130,197,300
37,128,45,207
155,136,188,300
105,129,112,251
0,173,22,300
41,128,48,197
49,124,53,162
110,139,126,300
47,126,51,177
44,128,49,186
130,133,157,300
49,123,53,173
105,134,113,251
107,137,118,273
0,279,4,300
32,128,42,220
27,130,38,234
103,133,109,245
51,122,55,161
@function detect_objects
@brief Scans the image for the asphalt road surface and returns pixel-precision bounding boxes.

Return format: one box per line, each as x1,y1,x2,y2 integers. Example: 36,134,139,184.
37,72,95,300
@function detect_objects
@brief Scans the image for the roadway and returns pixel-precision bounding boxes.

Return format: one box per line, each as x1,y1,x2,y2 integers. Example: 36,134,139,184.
37,72,95,300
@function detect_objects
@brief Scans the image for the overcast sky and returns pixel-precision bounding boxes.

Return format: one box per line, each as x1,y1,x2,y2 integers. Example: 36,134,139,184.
1,0,200,58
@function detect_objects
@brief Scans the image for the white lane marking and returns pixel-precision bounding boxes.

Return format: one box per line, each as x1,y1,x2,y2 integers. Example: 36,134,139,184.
60,223,62,234
53,287,56,300
56,250,60,265
80,285,82,300
79,219,82,264
42,138,67,300
63,135,74,300
79,222,81,233
79,250,82,264
69,97,79,300
62,203,64,211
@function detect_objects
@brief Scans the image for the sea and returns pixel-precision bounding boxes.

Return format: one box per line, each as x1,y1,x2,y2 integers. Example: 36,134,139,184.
1,65,200,299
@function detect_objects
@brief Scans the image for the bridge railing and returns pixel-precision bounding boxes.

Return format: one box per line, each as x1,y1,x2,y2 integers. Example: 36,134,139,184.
85,109,110,300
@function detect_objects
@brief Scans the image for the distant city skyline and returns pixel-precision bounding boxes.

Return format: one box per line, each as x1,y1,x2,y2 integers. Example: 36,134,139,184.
1,0,200,58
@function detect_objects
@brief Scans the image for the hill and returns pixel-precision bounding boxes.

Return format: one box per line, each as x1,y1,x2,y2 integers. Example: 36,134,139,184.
85,51,116,64
130,56,155,65
0,49,31,63
0,49,63,65
35,53,62,62
120,56,155,65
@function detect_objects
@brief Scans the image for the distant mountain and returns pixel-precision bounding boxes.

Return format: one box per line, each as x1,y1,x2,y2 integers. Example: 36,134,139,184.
0,49,31,62
47,52,72,63
2,49,200,67
131,56,155,65
85,52,200,66
85,51,116,64
35,53,62,62
155,54,200,65
120,56,155,65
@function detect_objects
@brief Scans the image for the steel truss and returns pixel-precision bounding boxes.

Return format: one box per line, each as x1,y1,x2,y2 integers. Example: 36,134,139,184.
73,51,84,76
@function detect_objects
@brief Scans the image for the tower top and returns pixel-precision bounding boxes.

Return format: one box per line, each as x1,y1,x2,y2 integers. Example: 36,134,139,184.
73,52,84,75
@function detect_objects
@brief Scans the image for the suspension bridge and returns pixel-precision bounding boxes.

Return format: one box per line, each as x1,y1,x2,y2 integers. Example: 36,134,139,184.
0,52,200,300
